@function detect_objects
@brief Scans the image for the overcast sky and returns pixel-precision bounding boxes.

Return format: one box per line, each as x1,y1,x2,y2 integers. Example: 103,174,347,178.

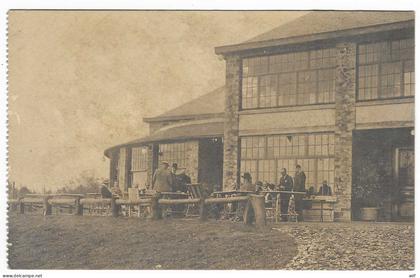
8,11,306,191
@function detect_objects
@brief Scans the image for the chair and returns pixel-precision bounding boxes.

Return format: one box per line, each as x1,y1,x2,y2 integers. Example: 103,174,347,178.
185,183,204,217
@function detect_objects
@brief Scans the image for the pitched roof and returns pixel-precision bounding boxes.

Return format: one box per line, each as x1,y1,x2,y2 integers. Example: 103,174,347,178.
144,86,225,122
104,120,224,157
216,11,414,54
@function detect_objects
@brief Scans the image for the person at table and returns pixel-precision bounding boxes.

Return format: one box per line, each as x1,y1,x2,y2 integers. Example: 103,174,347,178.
318,180,332,196
240,172,256,192
279,168,293,221
152,161,174,193
293,164,306,221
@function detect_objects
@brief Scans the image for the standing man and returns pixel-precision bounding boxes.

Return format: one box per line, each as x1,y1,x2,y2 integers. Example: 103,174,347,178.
279,168,293,221
152,161,174,193
293,164,306,221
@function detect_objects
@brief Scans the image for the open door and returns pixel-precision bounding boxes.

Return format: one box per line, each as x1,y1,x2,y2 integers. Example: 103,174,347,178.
394,147,414,220
198,138,223,191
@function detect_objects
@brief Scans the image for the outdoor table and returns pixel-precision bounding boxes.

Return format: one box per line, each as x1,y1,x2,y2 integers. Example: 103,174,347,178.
211,190,254,198
302,196,337,222
160,192,189,198
260,191,306,223
210,191,254,219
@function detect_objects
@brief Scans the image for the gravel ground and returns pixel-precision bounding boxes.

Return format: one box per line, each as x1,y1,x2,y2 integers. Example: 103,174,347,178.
8,214,296,269
273,222,414,270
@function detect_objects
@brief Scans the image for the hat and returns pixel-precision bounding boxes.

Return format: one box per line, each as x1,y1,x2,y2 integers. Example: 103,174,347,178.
241,172,252,180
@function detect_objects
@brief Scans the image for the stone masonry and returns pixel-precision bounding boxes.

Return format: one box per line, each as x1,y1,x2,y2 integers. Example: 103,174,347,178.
223,55,241,190
334,42,357,221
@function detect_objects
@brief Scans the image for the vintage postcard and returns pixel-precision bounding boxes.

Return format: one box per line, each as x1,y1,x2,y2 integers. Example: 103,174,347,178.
5,9,415,273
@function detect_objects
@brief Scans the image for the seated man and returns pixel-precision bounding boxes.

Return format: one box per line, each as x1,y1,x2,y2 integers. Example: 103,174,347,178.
318,180,332,196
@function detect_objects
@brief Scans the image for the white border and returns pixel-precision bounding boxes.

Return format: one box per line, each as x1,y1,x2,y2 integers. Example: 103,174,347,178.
0,1,418,278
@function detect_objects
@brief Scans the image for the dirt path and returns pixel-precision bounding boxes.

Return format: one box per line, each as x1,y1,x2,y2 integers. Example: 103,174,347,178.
8,215,297,269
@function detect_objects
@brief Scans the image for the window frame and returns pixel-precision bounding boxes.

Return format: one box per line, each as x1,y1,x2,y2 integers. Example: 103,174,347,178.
356,38,415,102
239,132,335,189
240,47,337,110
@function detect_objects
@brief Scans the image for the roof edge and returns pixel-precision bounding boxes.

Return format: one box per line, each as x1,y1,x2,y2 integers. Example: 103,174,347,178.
215,20,414,56
143,112,224,123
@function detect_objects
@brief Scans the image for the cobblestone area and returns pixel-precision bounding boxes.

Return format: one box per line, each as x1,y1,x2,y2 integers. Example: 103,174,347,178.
273,222,414,270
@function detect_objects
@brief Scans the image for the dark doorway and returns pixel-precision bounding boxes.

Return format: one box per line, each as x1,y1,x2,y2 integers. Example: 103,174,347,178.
198,138,224,191
352,128,414,221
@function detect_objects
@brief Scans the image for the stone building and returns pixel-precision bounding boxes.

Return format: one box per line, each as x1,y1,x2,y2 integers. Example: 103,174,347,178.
105,11,414,221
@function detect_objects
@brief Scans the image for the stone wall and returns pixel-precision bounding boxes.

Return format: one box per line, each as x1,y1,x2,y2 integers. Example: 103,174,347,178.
222,55,241,190
334,42,357,221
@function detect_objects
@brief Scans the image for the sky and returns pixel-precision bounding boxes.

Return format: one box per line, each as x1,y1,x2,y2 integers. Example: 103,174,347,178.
8,11,306,191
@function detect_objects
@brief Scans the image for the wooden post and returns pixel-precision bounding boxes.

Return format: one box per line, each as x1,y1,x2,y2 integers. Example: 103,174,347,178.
75,197,83,216
199,197,207,222
250,194,266,227
43,196,52,216
150,193,162,220
111,197,120,217
243,199,254,225
19,198,25,214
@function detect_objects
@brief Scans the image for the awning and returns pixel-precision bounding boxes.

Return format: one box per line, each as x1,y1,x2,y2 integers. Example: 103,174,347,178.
104,120,224,157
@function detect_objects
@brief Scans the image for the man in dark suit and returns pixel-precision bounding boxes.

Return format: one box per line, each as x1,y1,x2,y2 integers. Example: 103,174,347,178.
279,168,293,221
293,164,306,221
318,180,332,196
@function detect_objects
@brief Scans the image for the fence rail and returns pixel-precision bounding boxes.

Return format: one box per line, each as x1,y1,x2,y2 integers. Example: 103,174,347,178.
7,192,268,227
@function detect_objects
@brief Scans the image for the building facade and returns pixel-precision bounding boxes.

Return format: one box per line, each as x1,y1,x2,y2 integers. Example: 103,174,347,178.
105,11,414,221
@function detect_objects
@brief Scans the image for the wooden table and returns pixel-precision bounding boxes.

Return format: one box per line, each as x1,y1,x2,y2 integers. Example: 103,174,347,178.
210,191,253,218
260,191,306,223
211,190,253,198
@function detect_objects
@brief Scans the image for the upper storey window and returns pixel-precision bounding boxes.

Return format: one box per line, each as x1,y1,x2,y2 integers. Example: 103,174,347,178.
241,48,336,109
357,38,414,101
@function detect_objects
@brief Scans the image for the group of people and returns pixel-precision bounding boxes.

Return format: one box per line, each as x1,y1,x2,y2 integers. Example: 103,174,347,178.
151,160,191,193
240,164,332,221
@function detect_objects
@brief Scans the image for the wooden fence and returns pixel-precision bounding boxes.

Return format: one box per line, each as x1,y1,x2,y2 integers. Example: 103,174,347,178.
7,193,267,227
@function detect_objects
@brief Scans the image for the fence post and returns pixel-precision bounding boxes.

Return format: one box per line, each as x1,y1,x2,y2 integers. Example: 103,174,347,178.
18,198,25,214
43,196,52,216
199,196,207,222
75,197,83,216
250,194,266,227
150,193,162,220
111,197,120,217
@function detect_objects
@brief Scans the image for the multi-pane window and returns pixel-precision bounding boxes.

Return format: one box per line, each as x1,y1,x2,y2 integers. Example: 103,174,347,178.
240,133,335,190
131,147,148,171
158,143,187,168
357,38,414,100
242,48,336,109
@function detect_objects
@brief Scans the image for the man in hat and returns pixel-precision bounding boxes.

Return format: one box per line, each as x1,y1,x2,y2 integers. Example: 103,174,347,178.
241,172,255,192
293,164,306,221
152,161,174,193
279,168,293,221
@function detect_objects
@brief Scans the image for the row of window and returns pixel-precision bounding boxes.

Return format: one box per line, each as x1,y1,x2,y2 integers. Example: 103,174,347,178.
241,133,335,159
358,39,414,100
243,48,336,77
240,158,335,189
158,142,187,168
241,38,414,109
240,133,335,189
131,147,148,171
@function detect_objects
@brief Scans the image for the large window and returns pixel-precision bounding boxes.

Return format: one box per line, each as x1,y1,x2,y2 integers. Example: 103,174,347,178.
242,48,336,109
240,133,335,190
131,147,148,171
357,38,414,100
158,142,187,168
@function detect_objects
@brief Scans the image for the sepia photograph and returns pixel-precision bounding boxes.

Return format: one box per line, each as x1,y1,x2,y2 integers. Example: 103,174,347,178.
5,9,415,271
